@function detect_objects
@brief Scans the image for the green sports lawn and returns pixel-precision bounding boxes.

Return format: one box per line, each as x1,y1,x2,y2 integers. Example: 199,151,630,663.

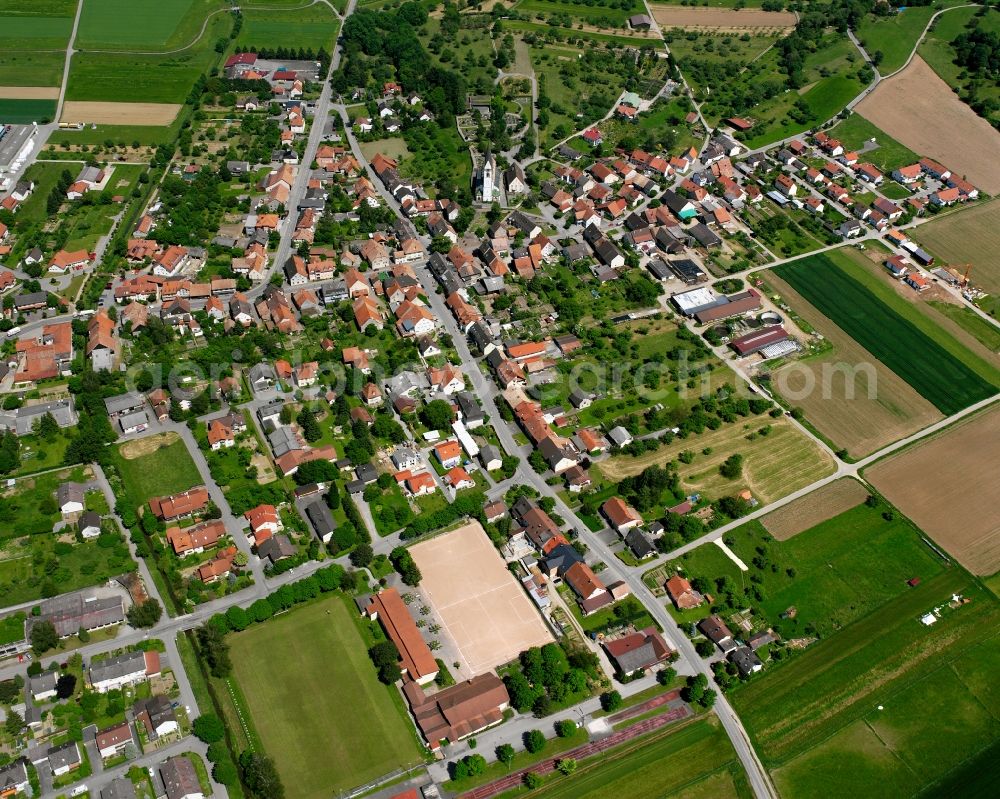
773,250,999,415
228,595,425,797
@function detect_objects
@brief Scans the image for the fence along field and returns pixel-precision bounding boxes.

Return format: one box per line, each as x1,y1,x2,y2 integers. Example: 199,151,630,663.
867,405,1000,576
773,251,999,416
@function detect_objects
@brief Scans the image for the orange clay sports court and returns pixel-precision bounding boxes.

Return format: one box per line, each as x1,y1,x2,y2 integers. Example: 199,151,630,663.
408,520,553,675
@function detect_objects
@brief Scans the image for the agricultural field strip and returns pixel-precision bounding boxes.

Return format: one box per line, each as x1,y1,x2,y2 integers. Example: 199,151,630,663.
773,253,998,415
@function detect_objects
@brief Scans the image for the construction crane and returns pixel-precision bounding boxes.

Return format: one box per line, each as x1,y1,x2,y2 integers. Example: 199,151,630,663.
960,263,973,288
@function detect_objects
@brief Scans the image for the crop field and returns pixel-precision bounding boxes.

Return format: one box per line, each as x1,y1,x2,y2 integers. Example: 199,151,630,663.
649,5,796,30
745,573,1000,798
773,250,999,415
765,272,942,458
66,12,231,104
522,717,752,799
866,405,1000,576
912,200,1000,308
857,55,1000,194
0,15,73,49
237,7,340,51
0,99,57,124
110,432,202,511
597,418,835,505
77,0,225,50
0,52,67,88
229,595,425,797
762,478,870,541
827,113,918,173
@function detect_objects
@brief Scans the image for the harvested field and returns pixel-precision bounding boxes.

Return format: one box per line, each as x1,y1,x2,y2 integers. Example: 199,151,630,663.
408,520,553,675
60,101,181,126
766,273,942,458
650,5,796,30
762,478,870,541
856,56,1000,194
912,200,1000,298
0,86,60,99
866,405,1000,575
119,431,179,459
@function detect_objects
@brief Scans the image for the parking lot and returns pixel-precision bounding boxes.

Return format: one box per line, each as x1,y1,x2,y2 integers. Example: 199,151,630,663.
0,125,34,173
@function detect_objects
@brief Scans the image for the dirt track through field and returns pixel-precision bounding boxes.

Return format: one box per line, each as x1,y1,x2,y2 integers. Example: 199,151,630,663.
867,405,1000,576
0,86,60,99
650,5,796,30
60,101,181,126
763,478,870,541
857,56,1000,194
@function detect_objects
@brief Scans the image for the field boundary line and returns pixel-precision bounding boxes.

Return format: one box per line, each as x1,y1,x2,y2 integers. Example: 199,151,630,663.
75,0,341,57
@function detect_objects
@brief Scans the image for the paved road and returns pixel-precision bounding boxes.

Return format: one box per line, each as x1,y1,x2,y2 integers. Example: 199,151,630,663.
246,0,357,300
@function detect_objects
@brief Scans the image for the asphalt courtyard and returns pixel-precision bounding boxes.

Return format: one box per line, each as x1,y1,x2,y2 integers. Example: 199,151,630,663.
408,520,553,675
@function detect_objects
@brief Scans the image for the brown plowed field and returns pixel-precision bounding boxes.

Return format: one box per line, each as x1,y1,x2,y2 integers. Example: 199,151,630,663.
768,273,943,458
763,478,871,540
857,56,1000,194
866,405,1000,575
60,101,181,126
650,5,796,30
0,86,60,99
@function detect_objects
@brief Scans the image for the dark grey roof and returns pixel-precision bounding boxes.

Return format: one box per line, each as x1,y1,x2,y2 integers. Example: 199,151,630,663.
728,645,763,676
34,591,124,637
543,543,584,575
102,776,139,799
624,528,656,559
258,534,296,562
104,391,145,415
78,511,102,532
305,500,336,537
57,481,86,508
29,669,58,696
0,759,27,793
14,291,47,308
133,693,176,737
89,649,147,686
47,741,80,771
